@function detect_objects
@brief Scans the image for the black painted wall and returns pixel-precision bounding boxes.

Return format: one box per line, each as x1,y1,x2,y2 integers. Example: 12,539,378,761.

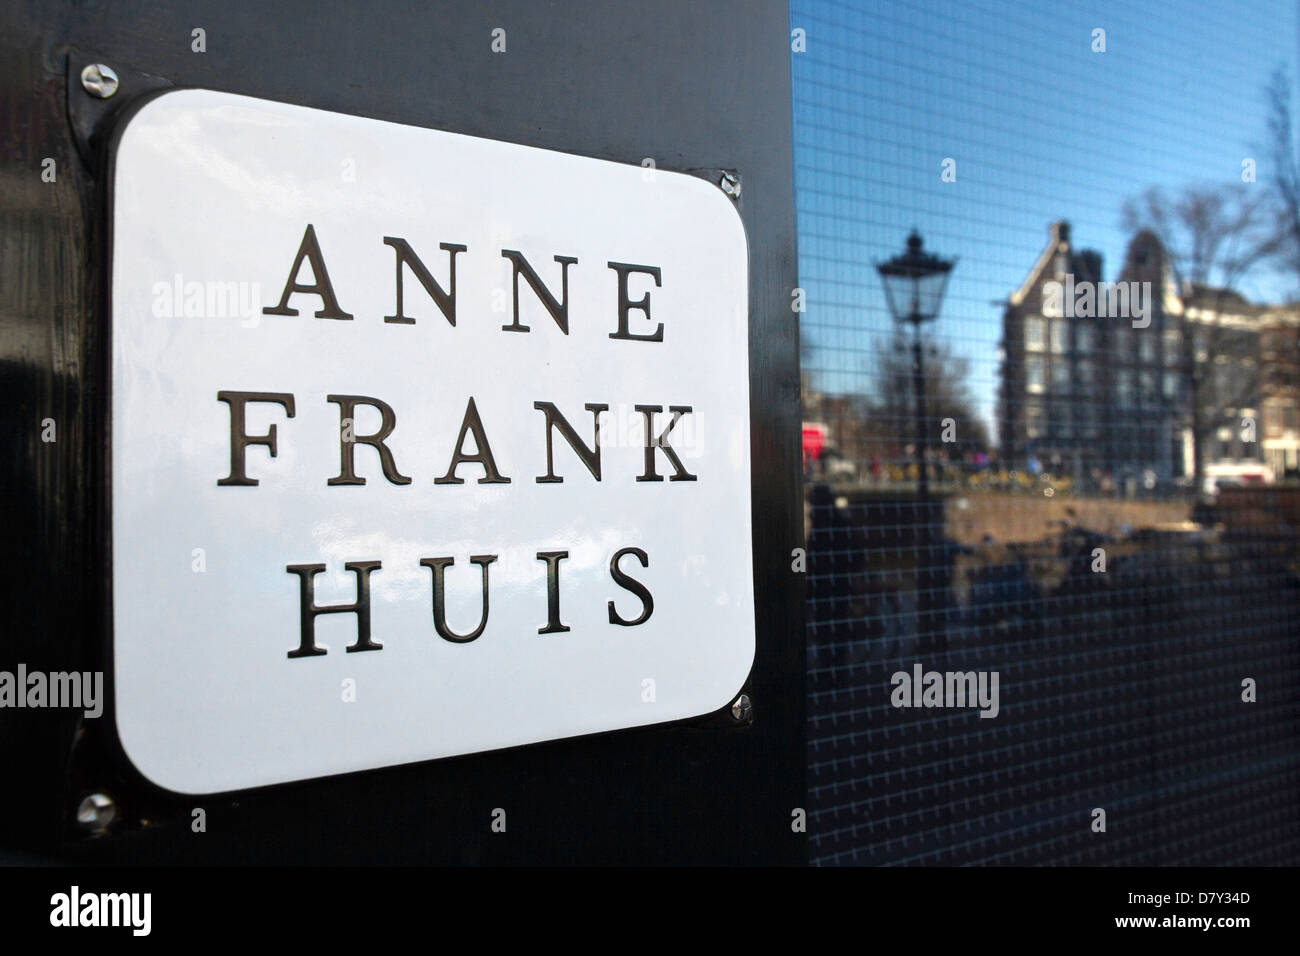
0,0,805,864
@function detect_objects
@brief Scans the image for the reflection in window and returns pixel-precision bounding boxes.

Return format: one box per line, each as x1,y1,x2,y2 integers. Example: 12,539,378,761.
1140,369,1157,401
1026,356,1046,391
792,0,1300,868
1213,362,1232,400
1164,329,1182,365
1076,323,1093,353
1025,402,1044,438
1050,319,1068,353
1139,331,1156,363
1079,402,1097,438
1052,401,1072,437
1051,358,1070,388
1116,369,1134,404
1025,316,1045,351
1113,327,1130,356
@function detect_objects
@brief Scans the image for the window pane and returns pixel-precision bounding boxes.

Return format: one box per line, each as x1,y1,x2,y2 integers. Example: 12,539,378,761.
1050,319,1068,353
1051,358,1070,388
1025,315,1045,350
795,0,1300,866
1076,323,1093,353
1139,331,1156,363
1026,356,1045,390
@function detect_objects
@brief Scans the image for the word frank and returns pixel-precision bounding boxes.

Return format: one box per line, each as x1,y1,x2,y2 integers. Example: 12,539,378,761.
216,392,697,487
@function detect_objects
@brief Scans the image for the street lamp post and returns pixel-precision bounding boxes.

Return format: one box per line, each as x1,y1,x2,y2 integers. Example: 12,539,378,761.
876,231,956,497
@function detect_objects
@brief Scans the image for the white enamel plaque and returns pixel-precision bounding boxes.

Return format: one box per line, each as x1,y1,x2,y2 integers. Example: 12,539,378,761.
110,89,753,794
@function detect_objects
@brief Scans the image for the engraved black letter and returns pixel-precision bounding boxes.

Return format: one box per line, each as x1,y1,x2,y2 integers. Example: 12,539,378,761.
217,391,295,486
420,555,496,643
285,561,382,657
327,394,411,486
534,401,608,482
501,251,577,333
608,547,653,626
536,551,570,634
383,237,467,325
263,224,354,319
435,397,512,484
607,261,663,342
634,405,697,482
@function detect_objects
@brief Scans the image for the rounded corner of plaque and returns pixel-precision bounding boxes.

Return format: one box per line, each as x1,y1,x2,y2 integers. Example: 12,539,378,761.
715,641,758,715
110,84,184,133
696,172,749,238
108,87,209,170
113,720,210,799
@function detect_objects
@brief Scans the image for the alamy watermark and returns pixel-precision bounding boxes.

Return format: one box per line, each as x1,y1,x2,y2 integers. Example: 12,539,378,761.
890,662,1000,718
0,664,103,718
152,273,262,323
50,886,151,936
1042,274,1152,328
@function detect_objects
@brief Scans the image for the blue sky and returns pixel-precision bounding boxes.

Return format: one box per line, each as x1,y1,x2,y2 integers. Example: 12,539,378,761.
791,0,1300,433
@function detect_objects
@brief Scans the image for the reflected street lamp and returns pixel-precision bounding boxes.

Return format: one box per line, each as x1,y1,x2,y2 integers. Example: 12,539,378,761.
876,231,955,496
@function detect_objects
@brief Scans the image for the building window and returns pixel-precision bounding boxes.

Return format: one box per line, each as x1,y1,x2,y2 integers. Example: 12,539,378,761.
1213,363,1233,403
1052,402,1073,438
1025,403,1044,438
1116,369,1134,404
1025,315,1046,351
1076,323,1093,353
1026,356,1046,391
1078,359,1093,385
1163,329,1181,366
1263,403,1282,436
1139,331,1156,363
1139,370,1156,402
1113,327,1130,356
1050,319,1068,353
1051,358,1070,388
1079,403,1097,438
1162,371,1179,399
1215,425,1234,461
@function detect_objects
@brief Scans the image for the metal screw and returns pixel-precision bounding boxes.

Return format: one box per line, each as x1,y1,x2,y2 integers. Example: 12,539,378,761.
719,171,741,200
76,793,116,832
730,693,753,722
80,64,119,99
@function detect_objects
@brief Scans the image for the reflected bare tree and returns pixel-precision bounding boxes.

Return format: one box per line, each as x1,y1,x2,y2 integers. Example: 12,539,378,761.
1122,185,1281,488
1267,67,1300,291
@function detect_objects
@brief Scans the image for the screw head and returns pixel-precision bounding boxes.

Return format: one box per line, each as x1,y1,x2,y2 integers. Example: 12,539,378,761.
719,171,741,200
76,793,116,832
80,63,119,99
730,693,753,722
